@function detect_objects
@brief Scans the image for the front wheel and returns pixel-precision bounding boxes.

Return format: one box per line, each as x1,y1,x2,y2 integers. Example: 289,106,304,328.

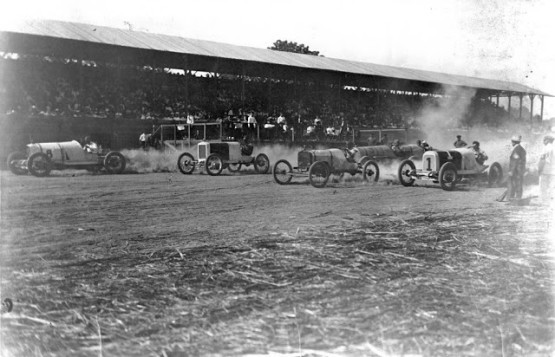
362,160,380,182
308,161,330,188
7,151,28,175
488,162,503,187
273,159,293,185
254,153,270,174
398,159,415,186
439,162,458,191
205,154,223,176
177,152,196,174
27,152,52,177
104,151,126,174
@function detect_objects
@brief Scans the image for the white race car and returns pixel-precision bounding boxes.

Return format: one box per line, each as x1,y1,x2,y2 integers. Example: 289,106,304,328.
7,140,126,177
397,147,502,191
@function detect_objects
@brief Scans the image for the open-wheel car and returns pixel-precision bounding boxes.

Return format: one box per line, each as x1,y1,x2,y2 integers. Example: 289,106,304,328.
177,141,270,176
397,147,503,191
7,140,126,177
273,147,380,188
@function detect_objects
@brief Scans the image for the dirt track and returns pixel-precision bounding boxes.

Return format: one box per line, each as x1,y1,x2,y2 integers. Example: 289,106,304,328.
1,168,554,356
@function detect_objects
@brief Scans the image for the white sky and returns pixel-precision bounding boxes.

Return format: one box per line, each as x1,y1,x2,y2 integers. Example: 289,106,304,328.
2,0,555,117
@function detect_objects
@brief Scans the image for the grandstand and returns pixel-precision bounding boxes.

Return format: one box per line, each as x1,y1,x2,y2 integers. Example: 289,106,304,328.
0,20,550,158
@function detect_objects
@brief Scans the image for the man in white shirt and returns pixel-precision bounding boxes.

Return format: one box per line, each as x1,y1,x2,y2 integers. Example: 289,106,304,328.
539,134,555,203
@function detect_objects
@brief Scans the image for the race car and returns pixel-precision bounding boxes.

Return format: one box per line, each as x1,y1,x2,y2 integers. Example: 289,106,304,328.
177,141,270,176
273,147,379,188
397,147,503,191
7,140,126,177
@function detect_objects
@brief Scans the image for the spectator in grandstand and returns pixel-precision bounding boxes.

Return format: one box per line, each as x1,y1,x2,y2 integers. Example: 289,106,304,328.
247,112,257,139
453,135,467,148
507,135,526,201
277,113,286,126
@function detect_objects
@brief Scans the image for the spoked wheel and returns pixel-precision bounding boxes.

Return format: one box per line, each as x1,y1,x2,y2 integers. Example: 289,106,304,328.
308,161,331,188
273,159,293,185
439,162,458,191
488,162,503,187
104,151,126,174
254,153,270,174
398,159,416,186
205,154,223,176
177,152,196,174
227,163,242,173
362,160,380,182
27,152,52,177
7,151,28,175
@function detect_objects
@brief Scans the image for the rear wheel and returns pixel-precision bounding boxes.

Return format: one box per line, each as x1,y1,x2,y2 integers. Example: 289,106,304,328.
177,152,195,174
362,160,380,182
104,152,126,174
205,154,223,176
273,159,293,185
254,153,270,174
308,161,330,188
398,159,415,186
439,162,458,191
27,152,52,177
7,151,28,175
488,162,503,187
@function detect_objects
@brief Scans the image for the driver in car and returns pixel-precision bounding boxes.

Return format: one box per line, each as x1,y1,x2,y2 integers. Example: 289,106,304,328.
470,141,488,166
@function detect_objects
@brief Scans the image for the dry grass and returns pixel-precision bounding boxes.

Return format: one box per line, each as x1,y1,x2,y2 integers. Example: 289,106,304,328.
1,206,554,356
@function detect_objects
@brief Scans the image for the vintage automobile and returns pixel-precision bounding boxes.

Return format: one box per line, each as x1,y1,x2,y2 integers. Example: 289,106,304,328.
397,147,503,191
177,141,270,176
273,147,380,188
7,140,126,177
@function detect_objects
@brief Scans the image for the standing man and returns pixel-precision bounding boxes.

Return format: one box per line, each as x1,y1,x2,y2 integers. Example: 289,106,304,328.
247,112,257,140
139,132,147,150
453,135,467,148
538,134,555,203
507,135,526,201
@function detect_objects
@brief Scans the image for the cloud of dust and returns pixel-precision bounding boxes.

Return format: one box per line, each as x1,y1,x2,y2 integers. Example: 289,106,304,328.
121,148,188,173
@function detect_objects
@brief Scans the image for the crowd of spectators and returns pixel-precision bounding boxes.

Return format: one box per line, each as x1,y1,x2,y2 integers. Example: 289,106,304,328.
1,55,518,139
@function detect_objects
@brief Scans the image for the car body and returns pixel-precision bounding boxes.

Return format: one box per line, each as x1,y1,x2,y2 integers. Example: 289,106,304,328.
177,141,270,176
272,147,380,188
7,140,126,177
397,147,503,191
352,144,424,164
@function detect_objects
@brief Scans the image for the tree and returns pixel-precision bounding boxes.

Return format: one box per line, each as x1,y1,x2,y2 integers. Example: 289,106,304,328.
268,40,322,56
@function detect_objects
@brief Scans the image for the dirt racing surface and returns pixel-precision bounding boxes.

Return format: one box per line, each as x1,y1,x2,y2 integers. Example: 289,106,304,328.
1,165,554,356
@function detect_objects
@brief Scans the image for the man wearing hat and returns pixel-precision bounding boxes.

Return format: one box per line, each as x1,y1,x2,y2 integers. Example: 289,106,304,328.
507,135,526,200
453,135,467,148
538,134,555,202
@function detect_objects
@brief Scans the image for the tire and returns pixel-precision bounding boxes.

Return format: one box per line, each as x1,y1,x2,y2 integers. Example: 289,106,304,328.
254,153,270,174
104,151,126,174
273,159,293,185
227,163,242,172
488,162,503,187
358,155,370,165
7,151,28,175
439,162,458,191
177,152,195,174
308,161,330,188
398,159,415,187
362,160,380,182
27,152,52,177
205,154,223,176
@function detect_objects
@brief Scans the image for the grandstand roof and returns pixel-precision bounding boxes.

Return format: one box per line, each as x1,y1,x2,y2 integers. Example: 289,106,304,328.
0,19,550,96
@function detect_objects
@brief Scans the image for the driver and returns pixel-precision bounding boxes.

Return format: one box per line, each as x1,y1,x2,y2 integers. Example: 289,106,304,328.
239,136,254,156
344,142,356,163
470,141,488,165
83,136,99,153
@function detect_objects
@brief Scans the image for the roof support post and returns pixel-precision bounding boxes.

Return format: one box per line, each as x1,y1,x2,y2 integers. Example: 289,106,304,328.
507,93,512,120
183,55,189,113
496,94,499,107
540,95,544,122
519,94,523,120
241,63,246,109
529,94,535,122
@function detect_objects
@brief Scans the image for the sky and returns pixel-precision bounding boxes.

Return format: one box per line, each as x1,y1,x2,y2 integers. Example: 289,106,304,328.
2,0,555,118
